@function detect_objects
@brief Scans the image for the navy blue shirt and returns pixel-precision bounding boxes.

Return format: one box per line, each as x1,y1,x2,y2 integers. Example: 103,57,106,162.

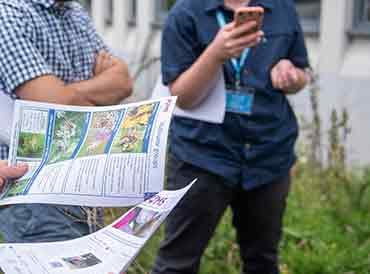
161,0,310,190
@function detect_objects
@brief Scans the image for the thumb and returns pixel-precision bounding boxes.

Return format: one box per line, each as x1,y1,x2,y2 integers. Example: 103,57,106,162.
0,163,28,180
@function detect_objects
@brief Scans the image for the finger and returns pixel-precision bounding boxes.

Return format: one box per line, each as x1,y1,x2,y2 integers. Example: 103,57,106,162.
229,45,249,57
276,72,285,90
0,163,28,179
288,68,299,83
100,51,109,66
94,51,105,75
285,67,298,87
223,22,235,31
101,52,113,70
280,69,291,86
271,69,280,89
227,31,264,50
96,50,110,74
235,34,263,49
0,177,5,192
230,20,258,39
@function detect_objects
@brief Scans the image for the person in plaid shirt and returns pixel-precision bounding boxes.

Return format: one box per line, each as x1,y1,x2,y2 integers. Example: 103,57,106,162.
0,0,133,243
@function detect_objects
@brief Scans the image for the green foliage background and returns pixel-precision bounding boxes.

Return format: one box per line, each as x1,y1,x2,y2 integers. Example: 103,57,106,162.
117,163,370,274
17,132,45,158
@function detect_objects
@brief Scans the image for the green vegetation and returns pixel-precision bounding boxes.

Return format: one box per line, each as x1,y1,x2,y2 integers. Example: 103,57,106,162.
48,111,86,164
2,179,29,198
1,76,368,273
17,132,45,159
113,163,370,274
111,104,156,154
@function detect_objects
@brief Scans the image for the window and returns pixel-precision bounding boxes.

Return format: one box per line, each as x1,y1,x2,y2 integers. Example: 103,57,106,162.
105,0,114,27
353,0,370,34
79,0,113,27
79,0,92,13
295,0,321,33
155,0,176,23
128,0,137,26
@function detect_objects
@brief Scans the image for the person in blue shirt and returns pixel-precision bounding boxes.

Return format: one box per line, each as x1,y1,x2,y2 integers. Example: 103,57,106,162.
152,0,310,273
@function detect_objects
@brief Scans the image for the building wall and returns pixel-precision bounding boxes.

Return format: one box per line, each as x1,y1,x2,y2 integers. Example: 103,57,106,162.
87,0,370,165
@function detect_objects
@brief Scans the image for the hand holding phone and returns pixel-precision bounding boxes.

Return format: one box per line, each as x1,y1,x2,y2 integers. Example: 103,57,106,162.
234,7,264,33
209,7,265,62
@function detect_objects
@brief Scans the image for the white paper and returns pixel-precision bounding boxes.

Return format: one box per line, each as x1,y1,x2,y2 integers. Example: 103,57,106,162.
151,71,226,124
1,97,176,207
0,182,195,274
0,92,14,145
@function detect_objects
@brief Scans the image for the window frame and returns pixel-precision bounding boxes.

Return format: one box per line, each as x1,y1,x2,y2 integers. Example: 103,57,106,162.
351,0,370,36
127,0,138,27
104,0,114,27
155,0,169,23
295,0,321,34
152,0,174,28
79,0,92,13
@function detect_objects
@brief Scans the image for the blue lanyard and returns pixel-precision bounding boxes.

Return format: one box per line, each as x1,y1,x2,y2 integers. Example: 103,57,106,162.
216,11,250,88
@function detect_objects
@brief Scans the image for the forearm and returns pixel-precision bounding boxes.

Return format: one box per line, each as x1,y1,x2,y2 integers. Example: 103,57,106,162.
71,68,133,106
170,45,224,109
16,68,132,106
16,76,93,106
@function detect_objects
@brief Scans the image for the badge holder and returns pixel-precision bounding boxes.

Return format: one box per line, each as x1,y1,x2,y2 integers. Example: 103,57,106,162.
225,82,255,115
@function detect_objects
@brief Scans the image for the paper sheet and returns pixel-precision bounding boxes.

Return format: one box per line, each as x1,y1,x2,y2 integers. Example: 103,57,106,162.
0,182,195,274
151,71,226,124
0,97,176,207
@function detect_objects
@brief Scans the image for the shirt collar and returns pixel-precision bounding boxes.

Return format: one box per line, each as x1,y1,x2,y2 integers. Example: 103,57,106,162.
205,0,275,13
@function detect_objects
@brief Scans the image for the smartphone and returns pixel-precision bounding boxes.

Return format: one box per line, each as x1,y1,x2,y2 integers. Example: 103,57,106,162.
234,7,264,33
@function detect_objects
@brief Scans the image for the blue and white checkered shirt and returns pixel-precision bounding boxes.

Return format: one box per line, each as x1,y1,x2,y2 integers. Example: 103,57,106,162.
0,0,107,160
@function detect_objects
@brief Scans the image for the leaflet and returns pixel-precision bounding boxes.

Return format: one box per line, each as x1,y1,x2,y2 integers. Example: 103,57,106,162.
0,183,194,274
1,97,176,207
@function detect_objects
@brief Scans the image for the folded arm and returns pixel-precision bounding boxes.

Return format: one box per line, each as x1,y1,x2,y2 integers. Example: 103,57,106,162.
16,52,133,106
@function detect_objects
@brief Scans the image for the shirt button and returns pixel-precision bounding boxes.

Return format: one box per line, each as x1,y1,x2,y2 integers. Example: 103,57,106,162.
245,143,251,150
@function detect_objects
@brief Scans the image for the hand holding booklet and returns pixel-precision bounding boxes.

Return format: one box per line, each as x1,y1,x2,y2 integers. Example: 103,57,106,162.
1,97,176,207
0,96,199,274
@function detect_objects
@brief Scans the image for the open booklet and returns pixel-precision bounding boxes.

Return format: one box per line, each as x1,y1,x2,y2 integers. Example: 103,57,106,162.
0,182,195,274
1,97,176,207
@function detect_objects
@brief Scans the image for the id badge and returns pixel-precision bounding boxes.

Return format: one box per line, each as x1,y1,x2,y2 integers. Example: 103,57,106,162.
226,85,255,115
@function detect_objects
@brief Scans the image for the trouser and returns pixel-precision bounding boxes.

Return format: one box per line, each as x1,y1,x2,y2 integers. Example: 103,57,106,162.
152,154,291,274
0,204,103,243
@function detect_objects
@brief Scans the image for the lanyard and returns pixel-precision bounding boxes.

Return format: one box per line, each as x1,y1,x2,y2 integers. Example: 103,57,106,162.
216,11,251,88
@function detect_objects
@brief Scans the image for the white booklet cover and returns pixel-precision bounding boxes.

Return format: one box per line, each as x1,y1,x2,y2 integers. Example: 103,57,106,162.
0,97,176,207
151,71,226,124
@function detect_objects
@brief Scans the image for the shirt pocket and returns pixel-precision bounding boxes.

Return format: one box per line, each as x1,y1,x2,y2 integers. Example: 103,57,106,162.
247,29,295,88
